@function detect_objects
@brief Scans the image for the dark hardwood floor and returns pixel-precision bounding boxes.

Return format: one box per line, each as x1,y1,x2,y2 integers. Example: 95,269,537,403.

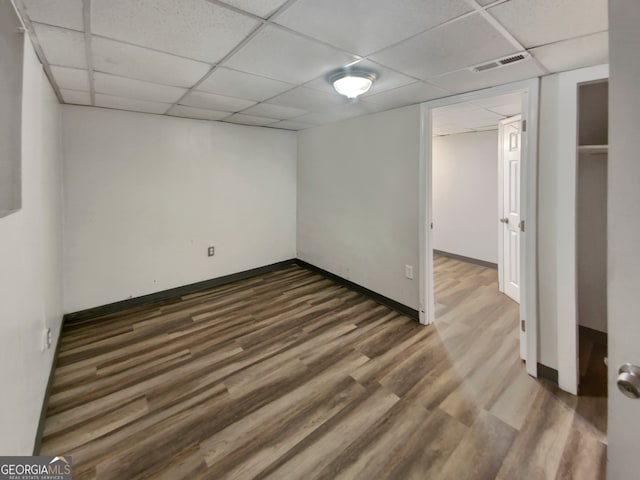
40,257,607,479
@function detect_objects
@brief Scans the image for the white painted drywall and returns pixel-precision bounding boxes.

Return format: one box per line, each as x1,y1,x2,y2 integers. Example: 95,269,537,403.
577,154,608,333
608,1,640,477
297,105,421,310
62,107,296,313
0,39,64,454
432,131,499,264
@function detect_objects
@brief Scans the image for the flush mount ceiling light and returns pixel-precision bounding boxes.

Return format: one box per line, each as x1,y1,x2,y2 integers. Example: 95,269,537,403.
328,68,377,100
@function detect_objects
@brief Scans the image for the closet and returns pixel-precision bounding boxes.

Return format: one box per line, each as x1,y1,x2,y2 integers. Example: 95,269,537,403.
576,80,608,396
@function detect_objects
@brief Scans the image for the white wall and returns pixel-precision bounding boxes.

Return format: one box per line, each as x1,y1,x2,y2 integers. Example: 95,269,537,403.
63,107,296,313
432,130,499,264
0,39,64,454
297,105,421,310
577,154,608,332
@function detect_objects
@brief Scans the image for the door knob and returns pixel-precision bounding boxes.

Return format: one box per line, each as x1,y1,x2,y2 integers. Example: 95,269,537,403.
500,217,509,224
617,364,640,399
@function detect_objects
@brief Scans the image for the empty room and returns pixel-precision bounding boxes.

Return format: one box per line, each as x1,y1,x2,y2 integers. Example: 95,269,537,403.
1,0,639,479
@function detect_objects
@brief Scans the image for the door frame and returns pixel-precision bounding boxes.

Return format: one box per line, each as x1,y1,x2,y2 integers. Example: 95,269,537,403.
555,64,609,394
418,78,540,378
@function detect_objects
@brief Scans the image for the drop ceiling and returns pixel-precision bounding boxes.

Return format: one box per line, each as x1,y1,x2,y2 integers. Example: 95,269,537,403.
16,0,609,130
432,92,522,136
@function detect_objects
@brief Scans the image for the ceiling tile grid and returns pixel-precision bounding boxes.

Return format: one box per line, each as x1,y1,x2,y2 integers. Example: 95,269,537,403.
93,72,188,104
197,68,295,102
91,0,260,63
17,0,610,130
370,13,519,80
273,0,474,56
91,37,212,88
432,93,524,136
168,105,232,121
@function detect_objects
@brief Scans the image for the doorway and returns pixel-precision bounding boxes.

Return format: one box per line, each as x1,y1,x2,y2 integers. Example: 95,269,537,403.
576,79,608,398
419,79,540,377
430,93,524,358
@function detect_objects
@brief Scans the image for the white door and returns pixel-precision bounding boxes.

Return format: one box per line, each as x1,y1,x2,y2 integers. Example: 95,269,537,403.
499,116,521,304
608,1,640,477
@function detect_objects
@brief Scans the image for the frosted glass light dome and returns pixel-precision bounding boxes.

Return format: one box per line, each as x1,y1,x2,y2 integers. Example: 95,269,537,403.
329,69,377,99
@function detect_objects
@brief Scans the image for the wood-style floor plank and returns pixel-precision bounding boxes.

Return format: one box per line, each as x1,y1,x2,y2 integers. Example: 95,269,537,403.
40,257,607,479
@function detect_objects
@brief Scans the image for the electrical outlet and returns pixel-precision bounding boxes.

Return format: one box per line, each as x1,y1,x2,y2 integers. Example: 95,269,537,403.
43,327,52,350
405,265,414,280
207,246,215,257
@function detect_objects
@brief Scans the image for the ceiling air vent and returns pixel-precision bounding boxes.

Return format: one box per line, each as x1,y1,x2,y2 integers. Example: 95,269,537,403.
500,54,526,65
472,52,529,73
475,62,500,72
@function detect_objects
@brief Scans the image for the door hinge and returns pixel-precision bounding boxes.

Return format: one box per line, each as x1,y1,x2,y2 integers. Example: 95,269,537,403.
430,222,434,229
522,120,527,132
519,220,525,232
521,320,526,332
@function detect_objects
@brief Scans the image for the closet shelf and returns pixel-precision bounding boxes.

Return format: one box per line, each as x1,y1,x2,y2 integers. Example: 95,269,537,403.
578,145,608,155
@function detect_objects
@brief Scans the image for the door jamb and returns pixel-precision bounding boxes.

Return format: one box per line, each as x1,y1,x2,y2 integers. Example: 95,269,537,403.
418,78,540,378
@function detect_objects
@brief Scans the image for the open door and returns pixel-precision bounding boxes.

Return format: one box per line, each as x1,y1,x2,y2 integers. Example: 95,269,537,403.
499,115,525,360
498,115,522,304
608,1,640,477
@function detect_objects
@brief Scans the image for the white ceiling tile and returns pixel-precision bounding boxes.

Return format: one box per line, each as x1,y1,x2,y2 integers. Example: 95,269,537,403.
371,14,518,79
224,114,280,126
488,0,608,48
224,25,358,84
294,101,387,125
433,123,476,136
22,0,84,31
364,82,449,108
266,86,347,111
92,37,211,88
432,101,477,118
433,101,507,132
94,72,188,103
486,103,521,117
474,125,500,132
60,89,92,106
198,67,295,101
167,105,231,121
358,61,418,97
217,0,289,18
270,120,316,130
440,108,504,128
95,93,170,114
274,0,472,56
305,59,415,98
241,103,307,120
470,92,523,110
32,23,87,68
530,31,608,74
181,91,256,112
429,59,544,94
50,66,90,91
92,0,259,63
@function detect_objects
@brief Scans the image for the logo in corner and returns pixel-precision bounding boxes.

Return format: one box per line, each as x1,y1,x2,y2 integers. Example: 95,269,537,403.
0,455,73,479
